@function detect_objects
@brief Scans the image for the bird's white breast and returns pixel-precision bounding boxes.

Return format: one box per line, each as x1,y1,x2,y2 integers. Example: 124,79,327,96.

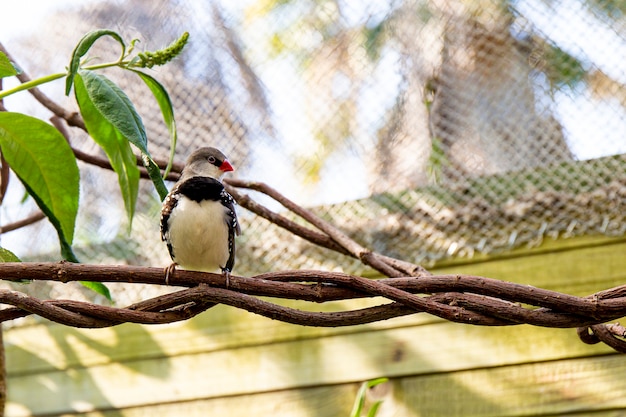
166,196,230,272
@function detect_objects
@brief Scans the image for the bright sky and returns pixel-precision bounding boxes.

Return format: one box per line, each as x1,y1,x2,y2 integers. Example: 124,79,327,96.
0,0,102,39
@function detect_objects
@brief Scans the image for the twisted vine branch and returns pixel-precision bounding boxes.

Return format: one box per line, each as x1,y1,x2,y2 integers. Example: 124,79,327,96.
0,263,625,351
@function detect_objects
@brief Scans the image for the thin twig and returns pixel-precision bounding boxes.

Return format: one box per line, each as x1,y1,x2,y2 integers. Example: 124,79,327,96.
226,179,411,277
224,184,353,257
0,212,46,234
0,78,9,207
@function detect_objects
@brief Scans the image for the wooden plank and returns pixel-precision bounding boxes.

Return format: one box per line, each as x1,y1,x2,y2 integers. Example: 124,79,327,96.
433,235,626,294
433,234,626,271
20,368,626,417
4,321,614,416
7,353,626,417
15,384,362,417
393,354,626,417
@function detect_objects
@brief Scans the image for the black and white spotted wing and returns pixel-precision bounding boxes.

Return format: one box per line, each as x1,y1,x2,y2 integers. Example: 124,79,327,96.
160,176,240,271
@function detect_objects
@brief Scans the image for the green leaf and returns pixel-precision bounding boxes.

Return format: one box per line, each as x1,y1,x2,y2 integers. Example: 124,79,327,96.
66,29,125,95
351,381,371,417
0,247,21,262
74,71,140,226
130,70,176,165
130,69,176,199
0,113,80,247
78,70,148,153
141,153,169,201
542,43,587,89
79,280,112,301
0,52,18,78
363,22,386,61
366,401,383,417
365,377,388,388
20,179,80,262
350,378,388,417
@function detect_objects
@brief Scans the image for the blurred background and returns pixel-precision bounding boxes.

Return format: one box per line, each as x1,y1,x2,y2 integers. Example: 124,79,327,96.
0,0,625,305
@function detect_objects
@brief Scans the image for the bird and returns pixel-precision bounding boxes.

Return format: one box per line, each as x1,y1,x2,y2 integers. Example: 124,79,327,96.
160,147,240,285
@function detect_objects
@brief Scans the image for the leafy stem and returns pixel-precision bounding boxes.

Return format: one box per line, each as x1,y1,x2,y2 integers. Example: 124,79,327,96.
0,29,186,299
0,59,136,101
0,72,65,100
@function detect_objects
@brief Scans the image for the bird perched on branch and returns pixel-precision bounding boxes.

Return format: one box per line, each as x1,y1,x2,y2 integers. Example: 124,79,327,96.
160,147,240,285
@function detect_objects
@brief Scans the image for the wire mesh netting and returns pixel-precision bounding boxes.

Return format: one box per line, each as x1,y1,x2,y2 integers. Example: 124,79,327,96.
1,0,625,306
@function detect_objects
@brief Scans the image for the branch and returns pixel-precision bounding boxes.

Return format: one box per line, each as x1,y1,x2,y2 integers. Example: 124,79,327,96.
224,179,429,278
225,179,421,278
0,212,45,234
0,262,625,352
224,183,353,257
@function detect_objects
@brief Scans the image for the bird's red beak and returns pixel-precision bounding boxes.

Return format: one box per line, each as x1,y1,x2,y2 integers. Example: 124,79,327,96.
220,160,234,172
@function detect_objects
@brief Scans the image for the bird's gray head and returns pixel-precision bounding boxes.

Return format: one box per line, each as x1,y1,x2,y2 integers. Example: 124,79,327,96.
181,147,234,180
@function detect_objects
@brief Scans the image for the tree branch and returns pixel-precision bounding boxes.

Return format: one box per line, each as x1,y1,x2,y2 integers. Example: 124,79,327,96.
0,262,625,353
225,179,426,278
0,212,46,234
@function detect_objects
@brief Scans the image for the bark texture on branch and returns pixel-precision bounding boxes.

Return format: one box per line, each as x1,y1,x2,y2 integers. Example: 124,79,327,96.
0,262,625,352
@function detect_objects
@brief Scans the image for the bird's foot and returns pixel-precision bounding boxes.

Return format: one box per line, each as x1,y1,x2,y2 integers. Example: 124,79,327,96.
164,263,178,285
221,268,231,289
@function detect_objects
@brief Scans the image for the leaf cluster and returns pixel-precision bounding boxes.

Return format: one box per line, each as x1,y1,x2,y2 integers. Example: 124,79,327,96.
0,30,189,298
